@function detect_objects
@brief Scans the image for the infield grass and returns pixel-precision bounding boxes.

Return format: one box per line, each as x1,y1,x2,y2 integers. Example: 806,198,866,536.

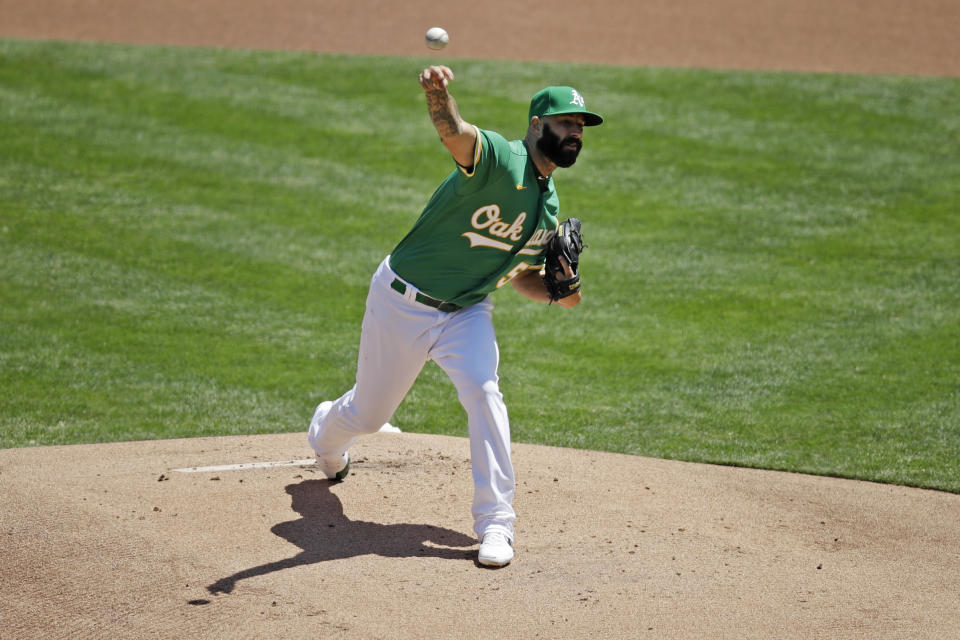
2,39,958,491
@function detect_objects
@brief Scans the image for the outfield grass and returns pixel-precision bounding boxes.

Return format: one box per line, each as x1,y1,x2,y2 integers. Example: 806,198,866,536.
1,39,958,491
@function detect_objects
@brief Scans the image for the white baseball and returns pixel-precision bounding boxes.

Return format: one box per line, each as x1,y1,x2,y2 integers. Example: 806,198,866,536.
425,27,449,50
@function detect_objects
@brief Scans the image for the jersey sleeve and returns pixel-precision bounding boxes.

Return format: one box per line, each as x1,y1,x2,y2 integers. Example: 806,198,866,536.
456,125,484,177
453,128,512,192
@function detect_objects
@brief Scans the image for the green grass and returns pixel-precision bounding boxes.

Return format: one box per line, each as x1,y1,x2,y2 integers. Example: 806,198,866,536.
2,39,958,491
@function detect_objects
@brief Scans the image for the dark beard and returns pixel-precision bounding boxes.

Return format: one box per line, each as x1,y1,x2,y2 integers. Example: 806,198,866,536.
535,122,582,168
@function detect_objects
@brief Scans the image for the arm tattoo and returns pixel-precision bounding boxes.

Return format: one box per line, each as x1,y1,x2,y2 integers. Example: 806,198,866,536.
425,89,462,138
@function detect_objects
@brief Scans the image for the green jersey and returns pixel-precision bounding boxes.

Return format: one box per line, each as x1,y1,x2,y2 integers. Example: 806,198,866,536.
389,127,560,307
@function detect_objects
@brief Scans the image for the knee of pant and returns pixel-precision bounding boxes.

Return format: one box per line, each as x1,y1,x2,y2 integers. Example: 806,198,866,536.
458,379,503,409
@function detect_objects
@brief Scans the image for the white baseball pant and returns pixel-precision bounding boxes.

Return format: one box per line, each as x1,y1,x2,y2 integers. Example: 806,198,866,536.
308,256,516,541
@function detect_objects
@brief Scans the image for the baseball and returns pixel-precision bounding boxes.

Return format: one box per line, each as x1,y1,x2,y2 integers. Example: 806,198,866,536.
425,27,449,50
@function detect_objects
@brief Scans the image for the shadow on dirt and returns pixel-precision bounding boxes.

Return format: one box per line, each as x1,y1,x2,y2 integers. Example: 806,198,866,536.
206,479,476,595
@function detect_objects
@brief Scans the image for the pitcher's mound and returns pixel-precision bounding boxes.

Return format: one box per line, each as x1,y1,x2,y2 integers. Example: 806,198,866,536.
3,431,959,638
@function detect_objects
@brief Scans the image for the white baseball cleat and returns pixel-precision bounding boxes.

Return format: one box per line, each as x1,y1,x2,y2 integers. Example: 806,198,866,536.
477,532,514,567
315,451,350,481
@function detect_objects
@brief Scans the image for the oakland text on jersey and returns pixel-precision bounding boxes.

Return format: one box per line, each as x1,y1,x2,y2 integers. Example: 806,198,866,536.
461,203,556,255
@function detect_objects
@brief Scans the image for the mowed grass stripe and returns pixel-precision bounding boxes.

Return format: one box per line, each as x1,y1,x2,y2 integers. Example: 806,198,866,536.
0,243,363,444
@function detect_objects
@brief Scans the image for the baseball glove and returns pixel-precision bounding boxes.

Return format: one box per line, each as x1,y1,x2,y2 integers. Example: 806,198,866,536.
543,217,585,302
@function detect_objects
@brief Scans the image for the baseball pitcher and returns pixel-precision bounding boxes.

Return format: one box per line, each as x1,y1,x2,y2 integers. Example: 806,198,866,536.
308,65,603,567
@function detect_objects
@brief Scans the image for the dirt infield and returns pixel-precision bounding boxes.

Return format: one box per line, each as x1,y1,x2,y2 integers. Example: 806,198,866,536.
3,2,960,638
3,0,960,76
3,433,960,639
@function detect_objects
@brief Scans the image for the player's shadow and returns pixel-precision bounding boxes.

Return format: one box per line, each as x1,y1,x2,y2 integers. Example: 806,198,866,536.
207,479,476,595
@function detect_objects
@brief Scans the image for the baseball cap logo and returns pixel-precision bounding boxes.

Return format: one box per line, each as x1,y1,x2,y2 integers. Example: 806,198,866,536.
570,89,585,108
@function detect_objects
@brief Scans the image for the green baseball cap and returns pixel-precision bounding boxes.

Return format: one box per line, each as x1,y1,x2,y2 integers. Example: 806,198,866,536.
528,86,603,126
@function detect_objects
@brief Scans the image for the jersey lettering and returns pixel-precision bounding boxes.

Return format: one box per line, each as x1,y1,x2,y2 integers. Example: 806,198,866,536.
527,228,555,246
462,232,514,251
470,205,526,241
463,219,556,255
463,204,530,252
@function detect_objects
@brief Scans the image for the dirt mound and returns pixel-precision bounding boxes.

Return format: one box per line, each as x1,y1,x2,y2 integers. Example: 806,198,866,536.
3,432,959,638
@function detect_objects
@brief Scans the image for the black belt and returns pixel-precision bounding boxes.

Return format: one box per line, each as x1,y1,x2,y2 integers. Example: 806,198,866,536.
390,278,463,313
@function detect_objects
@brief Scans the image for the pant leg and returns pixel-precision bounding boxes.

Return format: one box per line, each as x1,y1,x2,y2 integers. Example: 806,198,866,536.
309,258,433,458
430,299,516,540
